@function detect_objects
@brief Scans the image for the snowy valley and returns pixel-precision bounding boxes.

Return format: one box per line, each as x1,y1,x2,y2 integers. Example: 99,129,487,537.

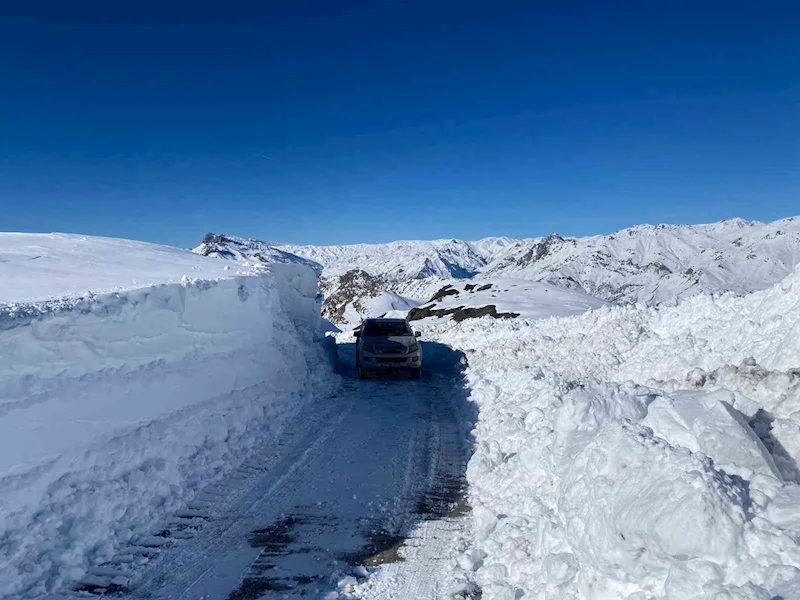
2,217,800,600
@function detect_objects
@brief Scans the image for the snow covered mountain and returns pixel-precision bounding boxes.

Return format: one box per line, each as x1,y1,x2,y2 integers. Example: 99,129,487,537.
194,233,322,275
199,216,800,325
479,216,800,304
278,237,521,281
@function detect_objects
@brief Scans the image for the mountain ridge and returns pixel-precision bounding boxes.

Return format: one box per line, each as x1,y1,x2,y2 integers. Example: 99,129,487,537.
195,216,800,324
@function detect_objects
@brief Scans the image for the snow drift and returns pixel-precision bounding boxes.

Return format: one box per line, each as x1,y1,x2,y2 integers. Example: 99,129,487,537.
429,265,800,599
0,234,338,599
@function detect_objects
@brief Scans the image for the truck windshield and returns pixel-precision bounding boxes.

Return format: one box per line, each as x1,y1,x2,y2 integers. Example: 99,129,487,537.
362,321,411,336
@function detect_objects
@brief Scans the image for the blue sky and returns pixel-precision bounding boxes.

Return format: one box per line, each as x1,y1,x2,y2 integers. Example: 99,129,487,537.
1,1,798,247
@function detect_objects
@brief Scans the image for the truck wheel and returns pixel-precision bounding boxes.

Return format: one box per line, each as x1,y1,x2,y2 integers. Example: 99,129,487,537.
358,368,368,380
411,368,421,379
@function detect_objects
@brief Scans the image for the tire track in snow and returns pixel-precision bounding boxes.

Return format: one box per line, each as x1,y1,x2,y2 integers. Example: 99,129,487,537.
354,368,476,600
68,341,474,600
69,381,355,598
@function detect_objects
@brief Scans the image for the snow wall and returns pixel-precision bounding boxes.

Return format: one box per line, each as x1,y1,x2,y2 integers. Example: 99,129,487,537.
0,263,339,598
432,266,800,600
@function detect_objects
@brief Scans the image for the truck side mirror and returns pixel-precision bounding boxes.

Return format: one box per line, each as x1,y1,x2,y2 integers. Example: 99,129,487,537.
414,331,421,337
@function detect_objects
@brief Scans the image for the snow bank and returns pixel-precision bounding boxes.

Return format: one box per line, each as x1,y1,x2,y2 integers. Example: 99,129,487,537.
427,265,800,599
616,267,800,379
0,235,339,599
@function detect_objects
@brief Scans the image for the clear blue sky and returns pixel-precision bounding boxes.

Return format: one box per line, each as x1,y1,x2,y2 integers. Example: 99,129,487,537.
1,1,798,247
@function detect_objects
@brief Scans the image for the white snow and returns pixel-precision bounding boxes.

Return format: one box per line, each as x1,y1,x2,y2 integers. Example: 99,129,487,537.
340,290,422,326
0,234,339,599
409,278,608,323
422,264,800,599
6,223,800,600
644,389,782,480
0,233,260,304
278,216,800,307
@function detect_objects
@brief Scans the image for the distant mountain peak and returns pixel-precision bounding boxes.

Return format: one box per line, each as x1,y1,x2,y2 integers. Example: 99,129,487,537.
193,233,322,275
195,216,800,325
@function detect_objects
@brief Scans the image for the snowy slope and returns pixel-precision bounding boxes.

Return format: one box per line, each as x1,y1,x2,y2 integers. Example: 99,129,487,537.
482,216,800,304
0,234,339,599
271,217,800,324
278,238,507,281
193,232,322,275
407,278,608,324
0,233,259,305
424,265,800,600
340,290,422,326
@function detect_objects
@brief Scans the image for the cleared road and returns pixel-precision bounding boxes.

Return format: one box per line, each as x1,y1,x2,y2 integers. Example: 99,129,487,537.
74,342,473,600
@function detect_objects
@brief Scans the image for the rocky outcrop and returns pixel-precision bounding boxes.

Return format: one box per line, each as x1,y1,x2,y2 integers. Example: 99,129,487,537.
429,284,460,303
407,303,519,322
197,216,800,324
516,233,570,267
193,233,322,274
320,269,386,323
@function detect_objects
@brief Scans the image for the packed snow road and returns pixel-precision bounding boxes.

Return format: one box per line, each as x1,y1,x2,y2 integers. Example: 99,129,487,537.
67,342,473,600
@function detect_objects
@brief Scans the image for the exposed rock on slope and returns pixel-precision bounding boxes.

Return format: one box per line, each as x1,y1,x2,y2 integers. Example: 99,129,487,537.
407,280,607,324
319,269,385,323
408,301,520,323
194,233,322,275
407,284,521,323
197,217,800,325
278,217,800,308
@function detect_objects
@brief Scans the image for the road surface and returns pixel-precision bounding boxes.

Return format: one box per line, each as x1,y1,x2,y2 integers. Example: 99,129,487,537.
72,342,474,600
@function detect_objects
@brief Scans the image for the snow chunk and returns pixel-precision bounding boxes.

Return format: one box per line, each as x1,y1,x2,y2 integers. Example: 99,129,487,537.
645,389,783,480
559,422,747,583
